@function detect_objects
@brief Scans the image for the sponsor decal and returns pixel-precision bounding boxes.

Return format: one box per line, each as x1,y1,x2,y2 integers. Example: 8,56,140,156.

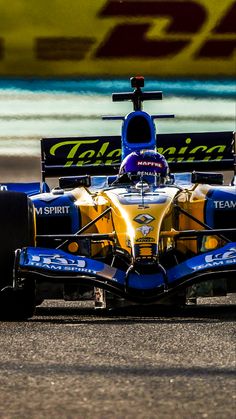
214,200,236,209
43,134,231,169
134,214,155,224
193,247,236,271
137,225,154,236
35,206,70,215
1,0,235,76
48,139,121,167
136,237,155,243
28,254,92,273
205,247,236,263
137,171,160,176
31,254,86,267
157,137,228,164
137,161,163,168
96,0,236,63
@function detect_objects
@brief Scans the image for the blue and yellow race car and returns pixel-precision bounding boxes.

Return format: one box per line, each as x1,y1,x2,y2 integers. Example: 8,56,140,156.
0,76,235,319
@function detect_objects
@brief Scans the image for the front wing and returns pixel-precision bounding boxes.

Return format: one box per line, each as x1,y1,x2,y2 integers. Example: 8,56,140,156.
15,244,236,302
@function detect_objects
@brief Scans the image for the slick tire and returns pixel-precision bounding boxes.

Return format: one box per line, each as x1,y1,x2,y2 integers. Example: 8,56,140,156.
0,191,36,320
0,284,36,320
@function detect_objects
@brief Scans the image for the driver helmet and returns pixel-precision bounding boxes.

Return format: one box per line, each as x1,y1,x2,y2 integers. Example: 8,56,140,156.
119,150,169,185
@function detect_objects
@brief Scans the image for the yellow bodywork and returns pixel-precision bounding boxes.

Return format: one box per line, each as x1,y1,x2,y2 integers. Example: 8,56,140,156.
68,182,217,262
176,184,222,254
104,187,179,261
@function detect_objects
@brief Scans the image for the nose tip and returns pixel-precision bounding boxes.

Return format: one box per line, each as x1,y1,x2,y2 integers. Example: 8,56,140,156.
133,243,158,265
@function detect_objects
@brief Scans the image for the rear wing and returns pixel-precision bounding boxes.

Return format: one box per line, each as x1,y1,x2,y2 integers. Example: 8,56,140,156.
41,131,235,181
41,136,121,180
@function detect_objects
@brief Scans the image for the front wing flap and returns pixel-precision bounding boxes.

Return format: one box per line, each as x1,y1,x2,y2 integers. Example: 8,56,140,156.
16,244,236,302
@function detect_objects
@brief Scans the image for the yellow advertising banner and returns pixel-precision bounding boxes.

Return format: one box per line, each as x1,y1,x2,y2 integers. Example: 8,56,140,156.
0,0,235,77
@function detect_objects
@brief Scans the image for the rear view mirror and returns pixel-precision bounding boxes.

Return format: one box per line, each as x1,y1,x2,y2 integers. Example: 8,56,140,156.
59,175,91,189
191,171,223,185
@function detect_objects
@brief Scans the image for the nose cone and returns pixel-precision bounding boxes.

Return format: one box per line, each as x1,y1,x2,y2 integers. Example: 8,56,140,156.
130,190,178,265
105,186,178,266
132,214,158,266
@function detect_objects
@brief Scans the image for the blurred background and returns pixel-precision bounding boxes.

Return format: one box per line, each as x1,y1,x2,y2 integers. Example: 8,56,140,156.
0,0,235,181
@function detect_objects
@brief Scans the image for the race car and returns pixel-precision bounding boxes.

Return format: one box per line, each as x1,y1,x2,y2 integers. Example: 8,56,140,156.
0,76,235,320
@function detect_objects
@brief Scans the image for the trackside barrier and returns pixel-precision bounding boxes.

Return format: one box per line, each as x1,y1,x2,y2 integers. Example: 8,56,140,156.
0,0,235,76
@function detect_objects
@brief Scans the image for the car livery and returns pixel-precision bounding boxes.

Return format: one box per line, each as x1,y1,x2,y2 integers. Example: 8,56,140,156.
0,76,235,319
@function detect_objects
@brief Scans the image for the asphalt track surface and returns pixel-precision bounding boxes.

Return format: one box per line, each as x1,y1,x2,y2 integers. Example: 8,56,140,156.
0,296,235,419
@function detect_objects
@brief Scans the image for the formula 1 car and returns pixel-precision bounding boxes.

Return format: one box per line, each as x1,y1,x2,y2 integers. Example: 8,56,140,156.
0,76,235,319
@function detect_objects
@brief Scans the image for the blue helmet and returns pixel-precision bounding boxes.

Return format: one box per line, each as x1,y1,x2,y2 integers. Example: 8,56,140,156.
119,150,169,184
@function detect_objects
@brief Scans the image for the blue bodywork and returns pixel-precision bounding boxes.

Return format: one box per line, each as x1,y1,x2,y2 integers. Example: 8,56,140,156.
0,182,41,196
31,191,80,234
205,187,236,228
18,243,236,301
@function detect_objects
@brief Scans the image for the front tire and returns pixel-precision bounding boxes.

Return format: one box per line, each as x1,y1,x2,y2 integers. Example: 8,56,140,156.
0,191,36,320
